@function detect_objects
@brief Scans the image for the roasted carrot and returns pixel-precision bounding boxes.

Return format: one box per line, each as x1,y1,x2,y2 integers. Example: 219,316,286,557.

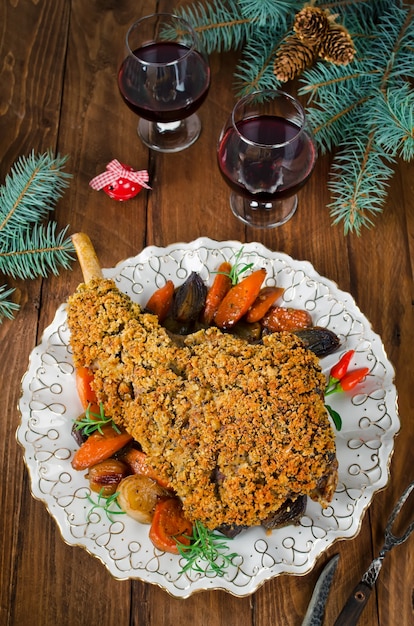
214,268,266,329
75,366,101,415
201,261,232,325
245,286,285,323
121,448,171,489
71,424,133,471
145,280,175,321
149,497,193,554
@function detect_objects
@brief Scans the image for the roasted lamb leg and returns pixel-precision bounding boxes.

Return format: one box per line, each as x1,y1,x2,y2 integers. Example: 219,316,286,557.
68,233,338,530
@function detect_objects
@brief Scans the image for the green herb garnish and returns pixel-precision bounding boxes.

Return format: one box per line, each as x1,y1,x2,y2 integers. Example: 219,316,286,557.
214,247,254,285
176,520,239,576
73,402,121,436
228,248,254,284
86,488,125,523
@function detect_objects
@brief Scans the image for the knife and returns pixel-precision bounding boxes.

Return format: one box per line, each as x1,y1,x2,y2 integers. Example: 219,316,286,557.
301,554,340,626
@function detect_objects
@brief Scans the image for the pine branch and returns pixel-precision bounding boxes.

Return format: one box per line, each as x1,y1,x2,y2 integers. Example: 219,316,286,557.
0,150,71,241
177,0,303,53
375,3,414,88
298,57,382,104
374,84,414,160
0,285,19,321
316,0,401,19
0,222,75,280
178,0,252,53
299,1,414,232
233,32,283,95
328,139,395,234
238,0,302,28
306,89,374,154
0,150,74,322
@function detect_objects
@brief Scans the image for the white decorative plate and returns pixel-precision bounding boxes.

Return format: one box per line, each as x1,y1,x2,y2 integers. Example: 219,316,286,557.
17,238,399,597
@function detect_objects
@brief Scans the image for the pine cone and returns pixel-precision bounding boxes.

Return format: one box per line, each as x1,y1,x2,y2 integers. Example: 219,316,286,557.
294,6,330,44
273,35,318,82
319,24,356,65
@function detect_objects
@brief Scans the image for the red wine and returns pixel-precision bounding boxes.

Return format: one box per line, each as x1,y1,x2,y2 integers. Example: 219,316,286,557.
217,116,316,202
118,42,210,123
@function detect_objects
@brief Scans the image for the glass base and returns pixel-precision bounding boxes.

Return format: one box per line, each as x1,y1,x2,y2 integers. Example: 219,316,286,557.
138,114,202,153
229,192,298,229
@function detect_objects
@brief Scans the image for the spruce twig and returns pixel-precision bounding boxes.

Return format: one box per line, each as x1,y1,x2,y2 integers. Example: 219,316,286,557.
374,84,414,161
328,139,395,233
0,222,75,280
0,150,74,322
178,0,253,53
0,285,20,321
303,3,413,232
234,32,286,95
0,150,71,240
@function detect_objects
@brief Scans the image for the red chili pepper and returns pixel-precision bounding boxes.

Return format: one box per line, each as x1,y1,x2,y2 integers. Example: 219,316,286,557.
329,350,355,382
338,367,369,391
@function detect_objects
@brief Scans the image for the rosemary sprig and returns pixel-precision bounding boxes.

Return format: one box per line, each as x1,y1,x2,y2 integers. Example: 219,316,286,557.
214,247,254,285
73,402,121,436
228,248,254,284
86,488,125,523
176,520,239,576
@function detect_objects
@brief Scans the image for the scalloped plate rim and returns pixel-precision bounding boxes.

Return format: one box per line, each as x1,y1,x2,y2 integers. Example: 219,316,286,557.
16,238,400,597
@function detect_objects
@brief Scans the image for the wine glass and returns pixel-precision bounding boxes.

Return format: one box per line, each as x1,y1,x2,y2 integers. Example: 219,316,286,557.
217,90,317,228
118,13,210,153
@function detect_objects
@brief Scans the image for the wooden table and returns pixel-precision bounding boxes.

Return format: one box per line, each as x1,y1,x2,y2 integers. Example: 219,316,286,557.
1,2,413,625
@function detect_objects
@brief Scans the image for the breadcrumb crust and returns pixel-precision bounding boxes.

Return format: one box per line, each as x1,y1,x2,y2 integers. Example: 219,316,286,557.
67,278,337,529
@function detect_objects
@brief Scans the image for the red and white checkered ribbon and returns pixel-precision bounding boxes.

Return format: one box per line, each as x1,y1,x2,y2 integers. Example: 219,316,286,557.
89,159,151,190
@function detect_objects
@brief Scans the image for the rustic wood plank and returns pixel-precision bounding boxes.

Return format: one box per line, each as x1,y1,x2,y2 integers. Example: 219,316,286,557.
1,0,413,624
364,160,414,626
0,2,70,625
0,1,70,167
